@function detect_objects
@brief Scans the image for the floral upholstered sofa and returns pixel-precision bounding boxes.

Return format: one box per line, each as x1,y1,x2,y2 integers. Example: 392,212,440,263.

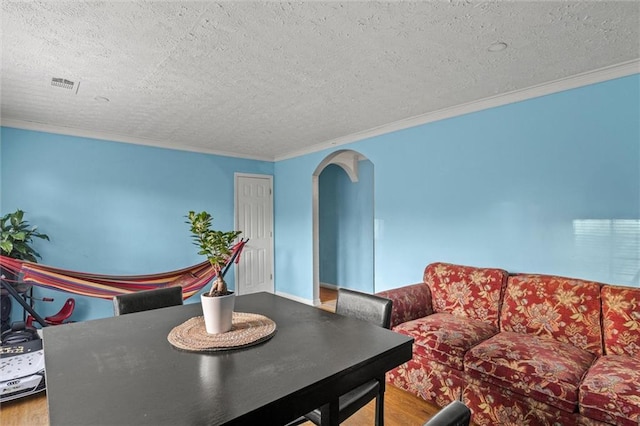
376,262,640,425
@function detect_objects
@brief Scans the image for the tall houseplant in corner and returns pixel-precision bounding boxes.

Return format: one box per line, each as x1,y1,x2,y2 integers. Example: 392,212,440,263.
187,211,241,334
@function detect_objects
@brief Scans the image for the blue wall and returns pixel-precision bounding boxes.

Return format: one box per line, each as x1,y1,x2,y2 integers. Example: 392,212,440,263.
1,128,273,321
319,164,340,285
319,161,374,292
2,74,639,319
275,74,640,299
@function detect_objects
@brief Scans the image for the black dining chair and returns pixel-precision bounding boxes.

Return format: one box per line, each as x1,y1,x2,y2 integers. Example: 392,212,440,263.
288,288,392,426
112,286,183,316
423,400,471,426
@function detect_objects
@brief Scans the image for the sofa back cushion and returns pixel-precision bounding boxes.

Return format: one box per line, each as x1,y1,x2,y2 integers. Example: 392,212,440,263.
500,274,603,356
601,284,640,357
423,262,508,328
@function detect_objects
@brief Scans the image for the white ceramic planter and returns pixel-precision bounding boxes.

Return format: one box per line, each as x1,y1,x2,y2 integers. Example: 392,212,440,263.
201,292,235,334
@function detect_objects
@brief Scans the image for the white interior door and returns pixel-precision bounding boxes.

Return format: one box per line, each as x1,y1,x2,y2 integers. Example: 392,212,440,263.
235,174,274,295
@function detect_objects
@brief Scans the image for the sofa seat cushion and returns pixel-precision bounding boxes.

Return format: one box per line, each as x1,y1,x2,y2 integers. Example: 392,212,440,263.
387,353,467,408
464,331,595,412
394,313,497,371
463,377,582,426
579,355,640,426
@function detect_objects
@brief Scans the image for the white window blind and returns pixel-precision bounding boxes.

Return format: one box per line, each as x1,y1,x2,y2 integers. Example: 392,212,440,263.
573,219,640,285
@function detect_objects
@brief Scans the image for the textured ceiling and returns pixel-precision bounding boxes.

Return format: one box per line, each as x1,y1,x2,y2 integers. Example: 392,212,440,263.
1,1,639,161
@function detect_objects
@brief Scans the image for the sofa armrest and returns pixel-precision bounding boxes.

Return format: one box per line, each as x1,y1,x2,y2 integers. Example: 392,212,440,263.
376,283,433,328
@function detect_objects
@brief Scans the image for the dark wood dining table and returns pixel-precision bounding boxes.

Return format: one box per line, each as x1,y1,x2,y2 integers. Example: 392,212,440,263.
42,292,413,425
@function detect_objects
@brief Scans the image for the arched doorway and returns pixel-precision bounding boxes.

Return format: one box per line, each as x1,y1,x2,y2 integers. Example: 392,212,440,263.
312,150,374,305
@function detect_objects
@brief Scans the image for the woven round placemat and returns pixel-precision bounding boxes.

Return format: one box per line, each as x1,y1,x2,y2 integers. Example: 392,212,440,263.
167,312,276,352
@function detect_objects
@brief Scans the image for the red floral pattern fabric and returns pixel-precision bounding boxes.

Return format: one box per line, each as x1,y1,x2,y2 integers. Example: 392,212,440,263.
394,313,497,370
376,283,433,329
464,331,595,412
381,263,639,425
423,263,508,328
500,274,603,356
463,378,583,426
577,417,615,426
387,353,466,408
601,285,640,357
579,355,640,426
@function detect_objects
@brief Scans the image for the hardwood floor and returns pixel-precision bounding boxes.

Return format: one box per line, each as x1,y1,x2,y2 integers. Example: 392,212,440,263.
319,285,338,311
0,384,439,426
1,289,441,425
304,384,439,426
0,393,47,426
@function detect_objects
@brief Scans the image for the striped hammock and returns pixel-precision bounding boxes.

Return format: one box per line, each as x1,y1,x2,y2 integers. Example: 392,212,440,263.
0,240,247,300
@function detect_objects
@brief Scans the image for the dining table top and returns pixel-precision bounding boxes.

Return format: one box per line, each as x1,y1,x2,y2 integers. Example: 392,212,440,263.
43,291,413,425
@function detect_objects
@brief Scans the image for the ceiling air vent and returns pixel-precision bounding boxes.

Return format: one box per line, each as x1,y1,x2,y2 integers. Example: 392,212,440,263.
51,77,75,90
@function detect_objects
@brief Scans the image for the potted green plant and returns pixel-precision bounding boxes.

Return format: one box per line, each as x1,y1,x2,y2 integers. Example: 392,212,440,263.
0,209,50,332
1,209,49,262
186,211,241,334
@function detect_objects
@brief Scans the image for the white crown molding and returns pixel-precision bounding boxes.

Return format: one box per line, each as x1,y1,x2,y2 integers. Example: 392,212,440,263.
2,60,637,163
0,119,274,162
275,59,640,161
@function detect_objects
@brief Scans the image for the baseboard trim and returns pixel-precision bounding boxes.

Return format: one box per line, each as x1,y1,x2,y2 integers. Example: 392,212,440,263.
319,282,338,290
275,291,317,307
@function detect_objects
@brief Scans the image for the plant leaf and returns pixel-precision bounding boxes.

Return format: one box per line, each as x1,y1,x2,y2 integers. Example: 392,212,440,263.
0,240,13,254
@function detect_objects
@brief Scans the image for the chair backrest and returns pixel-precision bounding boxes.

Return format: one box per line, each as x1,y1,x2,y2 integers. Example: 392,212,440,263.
335,288,392,329
424,400,471,426
113,286,183,316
